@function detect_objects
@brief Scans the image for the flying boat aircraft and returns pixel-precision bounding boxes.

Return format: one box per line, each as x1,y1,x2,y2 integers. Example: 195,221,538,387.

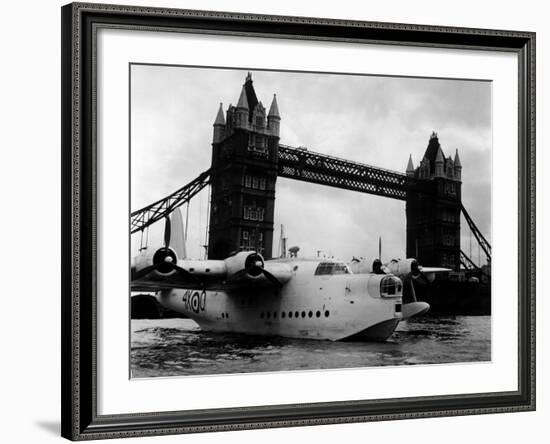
131,210,442,341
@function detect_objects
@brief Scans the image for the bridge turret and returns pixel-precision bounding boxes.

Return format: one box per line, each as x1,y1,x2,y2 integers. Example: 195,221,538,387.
406,132,463,270
406,154,415,177
268,94,281,138
208,73,280,260
235,85,249,129
212,102,226,143
454,149,462,180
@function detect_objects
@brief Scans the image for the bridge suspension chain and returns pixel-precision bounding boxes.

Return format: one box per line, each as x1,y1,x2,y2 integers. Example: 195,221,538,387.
460,250,480,271
460,250,490,277
461,204,491,261
130,169,211,234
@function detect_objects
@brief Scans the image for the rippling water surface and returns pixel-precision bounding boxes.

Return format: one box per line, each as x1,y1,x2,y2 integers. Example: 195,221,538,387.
130,316,490,378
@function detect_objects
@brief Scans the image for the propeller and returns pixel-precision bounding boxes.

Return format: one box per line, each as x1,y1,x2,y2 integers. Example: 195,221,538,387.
227,252,282,287
247,235,282,287
403,260,438,303
131,214,201,285
371,236,385,274
260,268,283,287
131,260,200,283
404,273,418,303
410,260,430,282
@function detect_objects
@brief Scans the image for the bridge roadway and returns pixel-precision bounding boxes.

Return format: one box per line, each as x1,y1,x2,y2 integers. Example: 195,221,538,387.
131,144,431,234
277,144,424,201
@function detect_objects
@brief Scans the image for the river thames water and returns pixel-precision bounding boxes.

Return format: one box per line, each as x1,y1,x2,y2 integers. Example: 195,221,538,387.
130,315,491,378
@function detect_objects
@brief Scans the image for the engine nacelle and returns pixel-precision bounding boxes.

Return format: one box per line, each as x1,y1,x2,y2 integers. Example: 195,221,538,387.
384,258,420,278
224,251,265,278
348,258,372,274
132,247,179,277
152,247,178,274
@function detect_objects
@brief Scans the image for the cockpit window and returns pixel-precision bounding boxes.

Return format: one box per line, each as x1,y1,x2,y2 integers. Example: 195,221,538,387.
314,262,350,275
315,262,333,275
333,263,350,274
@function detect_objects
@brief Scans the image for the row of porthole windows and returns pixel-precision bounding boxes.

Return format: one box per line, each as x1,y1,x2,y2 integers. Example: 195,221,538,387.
260,310,330,320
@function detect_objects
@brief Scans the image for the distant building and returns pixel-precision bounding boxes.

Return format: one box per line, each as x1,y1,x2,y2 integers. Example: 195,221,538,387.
406,132,462,270
208,73,280,259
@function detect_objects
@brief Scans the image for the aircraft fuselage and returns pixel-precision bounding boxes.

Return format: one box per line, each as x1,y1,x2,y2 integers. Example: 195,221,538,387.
157,260,403,341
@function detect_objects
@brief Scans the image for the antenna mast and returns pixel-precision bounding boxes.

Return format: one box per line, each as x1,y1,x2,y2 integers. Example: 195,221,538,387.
280,224,287,258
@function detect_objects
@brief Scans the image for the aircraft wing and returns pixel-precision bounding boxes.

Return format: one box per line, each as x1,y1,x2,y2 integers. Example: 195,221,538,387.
417,266,450,283
131,251,293,293
420,267,450,273
131,278,206,293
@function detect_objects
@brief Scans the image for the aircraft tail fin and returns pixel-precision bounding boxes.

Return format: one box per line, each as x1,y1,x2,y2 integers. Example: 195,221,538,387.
170,207,187,259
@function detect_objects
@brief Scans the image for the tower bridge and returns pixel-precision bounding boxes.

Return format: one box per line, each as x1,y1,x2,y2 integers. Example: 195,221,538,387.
131,73,490,271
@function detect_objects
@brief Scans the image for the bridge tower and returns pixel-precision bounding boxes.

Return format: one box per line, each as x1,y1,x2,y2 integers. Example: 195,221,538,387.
406,132,462,270
208,73,281,259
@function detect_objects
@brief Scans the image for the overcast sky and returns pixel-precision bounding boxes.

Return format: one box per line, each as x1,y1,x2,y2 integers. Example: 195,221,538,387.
131,65,491,265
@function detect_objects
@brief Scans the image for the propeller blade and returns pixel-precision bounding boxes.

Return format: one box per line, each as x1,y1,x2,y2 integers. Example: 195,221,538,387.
131,261,201,286
410,270,431,285
402,272,418,303
131,264,159,281
261,268,283,288
226,265,281,287
226,268,249,283
409,274,418,303
419,270,431,285
164,216,171,248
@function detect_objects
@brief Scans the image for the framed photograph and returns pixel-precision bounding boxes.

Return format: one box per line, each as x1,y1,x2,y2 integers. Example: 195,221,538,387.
61,2,535,440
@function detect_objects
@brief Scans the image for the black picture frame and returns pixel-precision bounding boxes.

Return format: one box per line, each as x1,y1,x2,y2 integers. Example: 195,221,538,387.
61,2,536,440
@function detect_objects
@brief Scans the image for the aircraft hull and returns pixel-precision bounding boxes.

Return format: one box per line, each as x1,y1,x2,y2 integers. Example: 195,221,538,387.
341,318,401,342
156,273,403,341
